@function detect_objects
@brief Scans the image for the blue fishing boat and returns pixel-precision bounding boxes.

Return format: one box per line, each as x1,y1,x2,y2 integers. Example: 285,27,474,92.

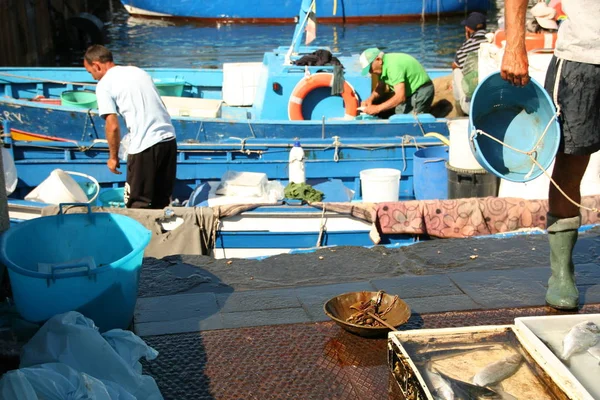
0,0,518,260
119,0,491,23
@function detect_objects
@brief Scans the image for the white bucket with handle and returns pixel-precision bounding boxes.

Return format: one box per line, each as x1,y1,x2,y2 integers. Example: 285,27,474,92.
25,169,99,205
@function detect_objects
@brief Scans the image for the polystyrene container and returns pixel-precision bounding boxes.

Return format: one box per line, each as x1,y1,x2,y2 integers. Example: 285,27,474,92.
0,206,151,332
360,168,400,202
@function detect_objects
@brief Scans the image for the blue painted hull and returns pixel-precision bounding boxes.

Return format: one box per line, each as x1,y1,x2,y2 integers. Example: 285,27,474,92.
120,0,491,22
0,64,451,143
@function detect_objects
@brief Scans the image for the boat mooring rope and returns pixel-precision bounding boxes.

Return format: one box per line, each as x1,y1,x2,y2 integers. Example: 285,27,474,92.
316,204,327,247
471,59,599,213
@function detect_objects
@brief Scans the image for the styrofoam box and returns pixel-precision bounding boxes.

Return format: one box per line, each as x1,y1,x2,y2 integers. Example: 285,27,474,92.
161,96,222,118
388,324,572,400
514,314,600,400
222,62,263,106
478,42,552,87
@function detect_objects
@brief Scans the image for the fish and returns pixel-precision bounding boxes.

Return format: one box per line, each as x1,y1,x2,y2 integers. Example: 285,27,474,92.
560,321,600,360
588,344,600,364
413,345,499,364
437,370,503,399
424,367,455,400
472,354,523,387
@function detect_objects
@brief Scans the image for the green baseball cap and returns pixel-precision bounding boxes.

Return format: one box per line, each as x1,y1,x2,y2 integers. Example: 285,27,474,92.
359,47,381,76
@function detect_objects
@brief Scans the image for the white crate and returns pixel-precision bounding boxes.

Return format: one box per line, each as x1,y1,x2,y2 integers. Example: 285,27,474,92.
161,96,222,118
388,324,575,399
514,314,600,400
222,62,263,106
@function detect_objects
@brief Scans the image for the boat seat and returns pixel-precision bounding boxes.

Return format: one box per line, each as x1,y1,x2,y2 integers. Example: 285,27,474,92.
389,113,436,123
161,96,222,118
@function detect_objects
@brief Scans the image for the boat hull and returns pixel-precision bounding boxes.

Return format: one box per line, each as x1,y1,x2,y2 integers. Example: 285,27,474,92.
120,0,491,22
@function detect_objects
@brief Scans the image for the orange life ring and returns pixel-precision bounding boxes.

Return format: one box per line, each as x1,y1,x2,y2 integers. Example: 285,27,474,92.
288,73,359,120
494,29,557,51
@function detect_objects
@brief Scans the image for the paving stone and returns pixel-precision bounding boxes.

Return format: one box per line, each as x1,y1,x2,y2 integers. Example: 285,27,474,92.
134,313,224,337
371,275,462,298
576,263,600,285
448,269,547,309
519,266,550,286
404,294,483,314
294,282,376,307
216,289,301,313
580,284,600,304
221,308,311,329
301,301,330,322
135,293,219,323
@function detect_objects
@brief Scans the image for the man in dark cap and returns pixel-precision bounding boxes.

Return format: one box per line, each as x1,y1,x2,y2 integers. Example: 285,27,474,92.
452,12,489,115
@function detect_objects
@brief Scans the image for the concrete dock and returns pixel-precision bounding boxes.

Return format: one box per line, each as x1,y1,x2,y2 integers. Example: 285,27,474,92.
135,226,600,399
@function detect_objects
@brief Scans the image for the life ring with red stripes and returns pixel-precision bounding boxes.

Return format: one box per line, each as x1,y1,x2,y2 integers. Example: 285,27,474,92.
288,73,359,120
494,29,557,51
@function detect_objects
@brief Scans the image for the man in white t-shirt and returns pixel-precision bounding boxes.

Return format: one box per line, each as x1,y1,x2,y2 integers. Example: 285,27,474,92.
501,0,600,310
83,45,177,209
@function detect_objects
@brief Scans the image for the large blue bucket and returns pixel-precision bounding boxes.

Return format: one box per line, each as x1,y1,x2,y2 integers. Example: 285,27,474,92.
413,146,449,200
0,205,151,332
469,72,560,182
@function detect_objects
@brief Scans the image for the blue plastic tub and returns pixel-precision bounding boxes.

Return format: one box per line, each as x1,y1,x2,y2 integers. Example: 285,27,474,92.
99,187,125,208
153,78,185,97
0,205,151,332
413,146,449,200
469,72,560,183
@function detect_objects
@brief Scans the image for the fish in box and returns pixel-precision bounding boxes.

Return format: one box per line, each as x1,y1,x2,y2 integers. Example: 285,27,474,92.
514,314,600,400
387,325,571,399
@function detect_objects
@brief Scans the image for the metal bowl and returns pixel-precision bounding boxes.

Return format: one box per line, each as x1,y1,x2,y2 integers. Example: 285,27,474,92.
323,291,411,338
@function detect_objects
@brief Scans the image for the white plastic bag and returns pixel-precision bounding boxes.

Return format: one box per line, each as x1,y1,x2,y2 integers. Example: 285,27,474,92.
2,147,17,196
0,363,119,400
119,134,131,161
19,311,162,400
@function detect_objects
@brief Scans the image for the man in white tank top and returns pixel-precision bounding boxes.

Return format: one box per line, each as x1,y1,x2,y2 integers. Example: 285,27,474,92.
501,0,600,310
84,45,177,209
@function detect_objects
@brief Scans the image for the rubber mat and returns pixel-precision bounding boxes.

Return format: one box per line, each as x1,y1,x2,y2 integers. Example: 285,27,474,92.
142,303,600,399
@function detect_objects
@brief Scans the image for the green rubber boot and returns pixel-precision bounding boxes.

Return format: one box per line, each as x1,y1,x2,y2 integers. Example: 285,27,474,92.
545,214,580,310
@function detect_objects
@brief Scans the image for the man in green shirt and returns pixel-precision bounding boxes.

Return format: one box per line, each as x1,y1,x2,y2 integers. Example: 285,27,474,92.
359,47,434,117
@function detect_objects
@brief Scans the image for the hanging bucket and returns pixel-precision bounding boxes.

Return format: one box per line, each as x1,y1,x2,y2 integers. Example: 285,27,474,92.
469,72,560,183
24,169,99,205
413,146,449,200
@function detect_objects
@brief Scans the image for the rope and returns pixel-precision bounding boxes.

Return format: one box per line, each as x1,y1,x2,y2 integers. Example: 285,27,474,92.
332,136,340,162
0,71,96,87
316,205,327,247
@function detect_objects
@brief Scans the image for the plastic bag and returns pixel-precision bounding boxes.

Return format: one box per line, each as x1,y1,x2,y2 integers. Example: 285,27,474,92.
2,147,17,196
119,134,131,161
18,311,162,400
0,363,122,400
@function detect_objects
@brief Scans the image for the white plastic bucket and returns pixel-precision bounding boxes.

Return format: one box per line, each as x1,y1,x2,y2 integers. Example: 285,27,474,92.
498,150,600,199
447,118,483,170
25,169,99,205
360,168,401,202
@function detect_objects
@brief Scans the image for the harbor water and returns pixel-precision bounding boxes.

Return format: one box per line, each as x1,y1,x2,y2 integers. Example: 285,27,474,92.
63,0,503,69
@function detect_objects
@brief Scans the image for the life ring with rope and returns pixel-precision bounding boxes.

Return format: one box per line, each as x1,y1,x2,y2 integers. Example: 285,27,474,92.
494,29,557,52
288,73,359,120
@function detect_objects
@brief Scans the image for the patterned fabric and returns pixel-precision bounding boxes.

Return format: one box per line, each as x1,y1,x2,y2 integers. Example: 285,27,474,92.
376,196,600,239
